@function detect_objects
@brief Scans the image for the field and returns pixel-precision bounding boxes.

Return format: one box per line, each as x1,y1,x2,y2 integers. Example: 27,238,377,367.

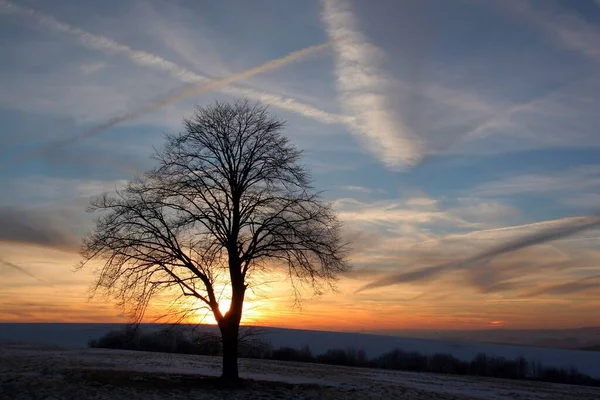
2,343,600,400
2,323,600,377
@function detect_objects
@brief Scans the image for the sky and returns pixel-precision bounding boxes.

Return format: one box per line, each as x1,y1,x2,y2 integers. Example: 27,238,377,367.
1,0,600,331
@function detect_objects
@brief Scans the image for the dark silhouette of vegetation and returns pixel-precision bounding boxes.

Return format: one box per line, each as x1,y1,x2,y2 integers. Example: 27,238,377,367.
90,327,600,387
79,100,349,381
580,344,600,351
88,325,271,359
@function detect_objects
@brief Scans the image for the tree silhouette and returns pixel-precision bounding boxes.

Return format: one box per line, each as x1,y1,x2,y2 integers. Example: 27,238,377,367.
79,100,349,381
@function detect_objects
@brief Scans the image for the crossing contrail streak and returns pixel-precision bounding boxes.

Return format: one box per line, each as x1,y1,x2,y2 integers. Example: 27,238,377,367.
0,42,329,170
0,257,50,285
358,214,600,292
0,0,345,125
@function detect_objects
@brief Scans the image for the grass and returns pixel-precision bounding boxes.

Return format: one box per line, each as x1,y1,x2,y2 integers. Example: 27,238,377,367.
64,368,323,392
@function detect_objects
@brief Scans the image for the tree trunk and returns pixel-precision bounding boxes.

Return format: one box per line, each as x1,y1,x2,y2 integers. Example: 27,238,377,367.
218,283,244,382
220,322,239,381
220,246,245,382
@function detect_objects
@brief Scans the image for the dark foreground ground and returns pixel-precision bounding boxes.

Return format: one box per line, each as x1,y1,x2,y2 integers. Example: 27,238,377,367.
1,343,600,399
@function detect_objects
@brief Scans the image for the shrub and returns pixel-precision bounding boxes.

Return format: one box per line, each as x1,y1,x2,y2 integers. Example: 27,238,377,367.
89,326,140,350
374,349,428,371
428,353,468,375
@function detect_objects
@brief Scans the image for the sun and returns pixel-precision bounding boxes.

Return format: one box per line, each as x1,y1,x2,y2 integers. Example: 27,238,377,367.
197,299,263,325
217,299,232,318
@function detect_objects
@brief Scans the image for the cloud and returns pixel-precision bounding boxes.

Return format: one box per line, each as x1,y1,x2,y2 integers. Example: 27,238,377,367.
414,216,596,247
0,0,346,127
0,205,79,250
462,75,596,142
562,193,600,210
498,0,600,63
41,149,145,175
333,196,505,274
334,198,465,226
341,185,371,193
340,185,386,194
0,257,49,284
334,196,514,238
0,295,123,322
399,80,498,115
450,198,517,224
460,249,598,295
80,62,108,75
0,0,200,80
0,42,329,169
5,176,128,205
359,214,600,292
405,197,437,207
321,0,422,169
521,274,600,297
2,0,513,169
439,2,600,154
472,165,600,197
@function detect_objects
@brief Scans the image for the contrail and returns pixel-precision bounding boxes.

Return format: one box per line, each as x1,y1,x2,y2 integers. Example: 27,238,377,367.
463,75,597,141
0,0,345,126
0,257,50,285
321,0,423,169
0,42,329,170
358,214,600,292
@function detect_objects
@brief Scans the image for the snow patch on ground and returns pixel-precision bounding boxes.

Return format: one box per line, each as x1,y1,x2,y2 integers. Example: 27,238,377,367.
2,344,599,400
2,323,600,377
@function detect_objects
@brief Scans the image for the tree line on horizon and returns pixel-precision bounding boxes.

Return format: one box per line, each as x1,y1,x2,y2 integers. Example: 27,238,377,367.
89,326,600,388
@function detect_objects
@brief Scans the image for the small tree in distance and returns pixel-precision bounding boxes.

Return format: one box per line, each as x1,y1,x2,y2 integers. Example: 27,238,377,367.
78,99,350,381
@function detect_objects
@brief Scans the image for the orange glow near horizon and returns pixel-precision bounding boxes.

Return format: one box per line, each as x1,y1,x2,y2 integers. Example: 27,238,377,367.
2,242,600,331
1,293,599,331
4,0,600,338
197,298,265,326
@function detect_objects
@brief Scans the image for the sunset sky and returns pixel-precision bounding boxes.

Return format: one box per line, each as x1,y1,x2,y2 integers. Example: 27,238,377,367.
1,0,600,331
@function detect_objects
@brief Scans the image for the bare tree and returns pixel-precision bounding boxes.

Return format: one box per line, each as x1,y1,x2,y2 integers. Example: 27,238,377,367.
78,100,349,381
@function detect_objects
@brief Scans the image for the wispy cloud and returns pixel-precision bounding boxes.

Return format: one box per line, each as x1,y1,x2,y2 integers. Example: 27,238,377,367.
444,1,600,154
359,214,600,292
6,176,129,204
0,0,345,126
1,42,329,169
473,165,600,197
0,1,200,80
399,80,498,115
0,205,80,251
499,0,600,63
412,218,556,248
520,274,600,297
562,193,600,210
321,0,422,169
0,257,50,284
340,185,387,194
462,74,596,142
1,0,506,169
80,62,107,75
334,198,464,226
340,185,373,193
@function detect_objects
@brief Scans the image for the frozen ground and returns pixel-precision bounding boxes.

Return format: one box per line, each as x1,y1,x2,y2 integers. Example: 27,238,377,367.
2,323,600,377
1,343,599,400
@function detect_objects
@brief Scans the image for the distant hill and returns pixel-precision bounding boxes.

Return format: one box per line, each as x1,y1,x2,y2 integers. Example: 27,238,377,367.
580,345,600,352
366,327,600,350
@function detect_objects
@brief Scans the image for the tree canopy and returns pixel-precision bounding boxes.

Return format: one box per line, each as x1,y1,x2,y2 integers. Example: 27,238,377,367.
79,100,350,379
